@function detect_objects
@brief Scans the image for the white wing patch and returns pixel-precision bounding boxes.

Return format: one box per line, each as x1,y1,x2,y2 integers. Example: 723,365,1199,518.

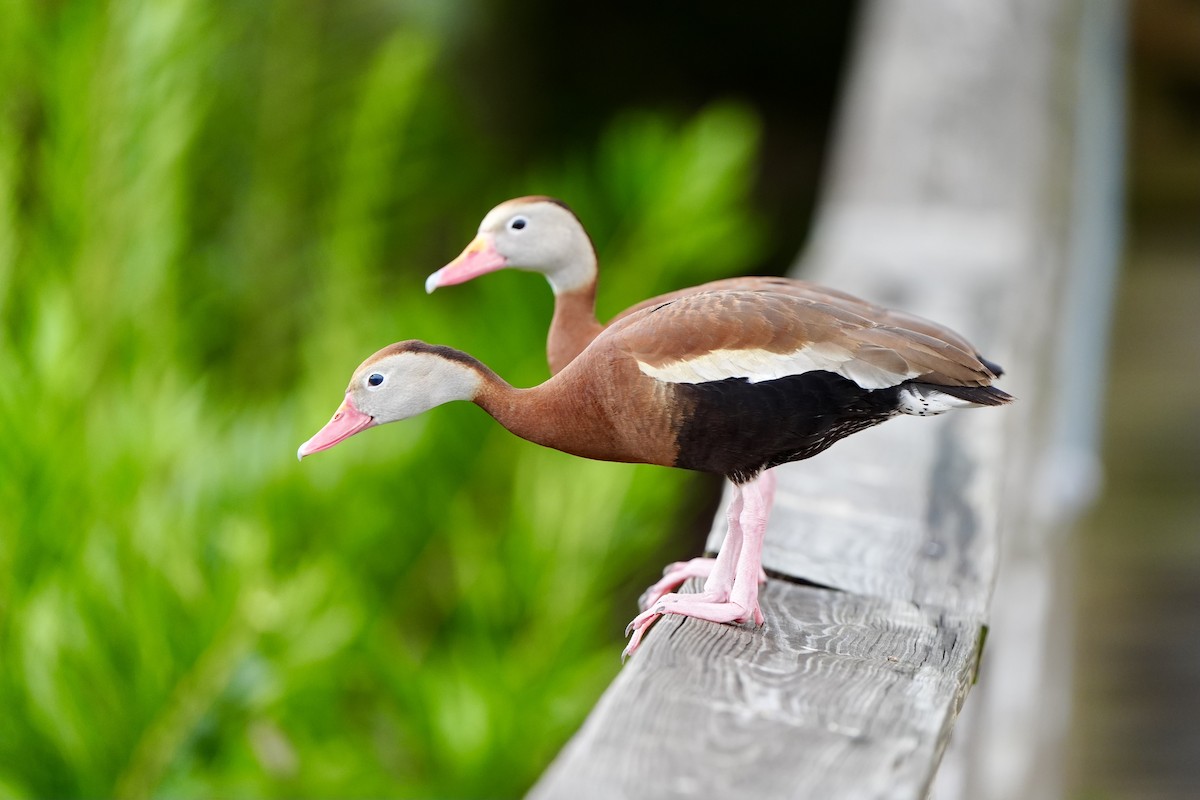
636,344,919,390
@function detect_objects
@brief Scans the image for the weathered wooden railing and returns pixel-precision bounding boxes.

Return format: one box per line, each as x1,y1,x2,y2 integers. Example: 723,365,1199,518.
529,0,1123,798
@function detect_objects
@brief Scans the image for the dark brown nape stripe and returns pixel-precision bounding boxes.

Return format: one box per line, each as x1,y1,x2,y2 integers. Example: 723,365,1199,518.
516,195,577,217
543,196,576,215
379,340,501,380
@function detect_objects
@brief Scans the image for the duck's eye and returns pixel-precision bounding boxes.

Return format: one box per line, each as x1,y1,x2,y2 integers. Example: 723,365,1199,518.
366,373,385,389
509,216,528,231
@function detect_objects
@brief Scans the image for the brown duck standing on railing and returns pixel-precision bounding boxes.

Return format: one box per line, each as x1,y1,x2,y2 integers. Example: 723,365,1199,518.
423,197,1008,629
298,290,1011,658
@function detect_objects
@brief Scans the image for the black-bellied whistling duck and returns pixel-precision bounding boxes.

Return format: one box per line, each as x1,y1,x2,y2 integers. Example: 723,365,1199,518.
424,196,1005,377
298,290,1011,658
424,196,1007,617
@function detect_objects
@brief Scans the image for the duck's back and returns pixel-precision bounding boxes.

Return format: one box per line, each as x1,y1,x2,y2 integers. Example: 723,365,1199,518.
574,290,1010,480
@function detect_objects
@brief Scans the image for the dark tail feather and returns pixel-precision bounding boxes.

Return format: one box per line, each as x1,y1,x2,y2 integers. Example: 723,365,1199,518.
976,354,1005,377
929,382,1014,406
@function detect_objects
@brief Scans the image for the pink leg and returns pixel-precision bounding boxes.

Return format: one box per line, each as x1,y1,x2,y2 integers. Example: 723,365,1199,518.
700,485,745,598
638,486,744,610
638,472,776,610
726,476,770,619
623,471,776,659
758,467,777,519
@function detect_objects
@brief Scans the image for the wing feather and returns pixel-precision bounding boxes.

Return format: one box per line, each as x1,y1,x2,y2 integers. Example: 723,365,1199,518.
608,290,997,390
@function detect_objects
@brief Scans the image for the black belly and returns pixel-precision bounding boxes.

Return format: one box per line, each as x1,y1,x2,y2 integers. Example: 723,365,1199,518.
671,370,903,483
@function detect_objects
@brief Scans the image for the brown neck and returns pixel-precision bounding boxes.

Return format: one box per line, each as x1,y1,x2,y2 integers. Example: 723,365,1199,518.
472,347,681,472
472,375,588,458
547,283,604,375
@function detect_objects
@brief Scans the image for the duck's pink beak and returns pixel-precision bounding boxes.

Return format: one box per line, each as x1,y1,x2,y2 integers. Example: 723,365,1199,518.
297,396,376,460
424,235,507,293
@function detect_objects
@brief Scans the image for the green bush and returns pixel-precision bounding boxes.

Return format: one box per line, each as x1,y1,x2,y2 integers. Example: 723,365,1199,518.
0,3,764,797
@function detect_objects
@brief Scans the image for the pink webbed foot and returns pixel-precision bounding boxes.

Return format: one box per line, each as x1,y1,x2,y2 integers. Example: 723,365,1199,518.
621,590,765,660
644,590,765,627
638,558,769,612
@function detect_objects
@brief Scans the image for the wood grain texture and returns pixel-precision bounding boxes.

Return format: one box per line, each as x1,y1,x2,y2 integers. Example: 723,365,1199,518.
530,580,982,800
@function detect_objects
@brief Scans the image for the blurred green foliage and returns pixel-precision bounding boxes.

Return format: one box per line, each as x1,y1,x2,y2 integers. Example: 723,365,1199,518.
0,2,766,797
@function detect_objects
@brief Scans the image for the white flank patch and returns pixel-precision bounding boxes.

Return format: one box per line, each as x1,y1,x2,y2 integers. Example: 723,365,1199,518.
637,344,918,390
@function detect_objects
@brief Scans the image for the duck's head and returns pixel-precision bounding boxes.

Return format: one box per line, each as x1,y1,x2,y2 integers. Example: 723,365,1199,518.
297,341,485,459
425,196,597,295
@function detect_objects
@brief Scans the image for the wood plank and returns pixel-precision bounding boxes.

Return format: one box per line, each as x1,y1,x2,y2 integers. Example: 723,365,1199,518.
528,0,1116,795
926,1,1125,796
529,580,982,800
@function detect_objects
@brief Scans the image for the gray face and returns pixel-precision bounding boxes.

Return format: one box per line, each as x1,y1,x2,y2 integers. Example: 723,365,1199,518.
478,200,596,292
348,349,483,425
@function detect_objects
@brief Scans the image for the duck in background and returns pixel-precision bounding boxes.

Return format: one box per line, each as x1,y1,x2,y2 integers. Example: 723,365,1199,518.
424,197,1003,376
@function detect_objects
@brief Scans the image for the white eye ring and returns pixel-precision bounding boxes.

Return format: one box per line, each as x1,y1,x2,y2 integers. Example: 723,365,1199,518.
366,372,385,390
508,216,528,232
